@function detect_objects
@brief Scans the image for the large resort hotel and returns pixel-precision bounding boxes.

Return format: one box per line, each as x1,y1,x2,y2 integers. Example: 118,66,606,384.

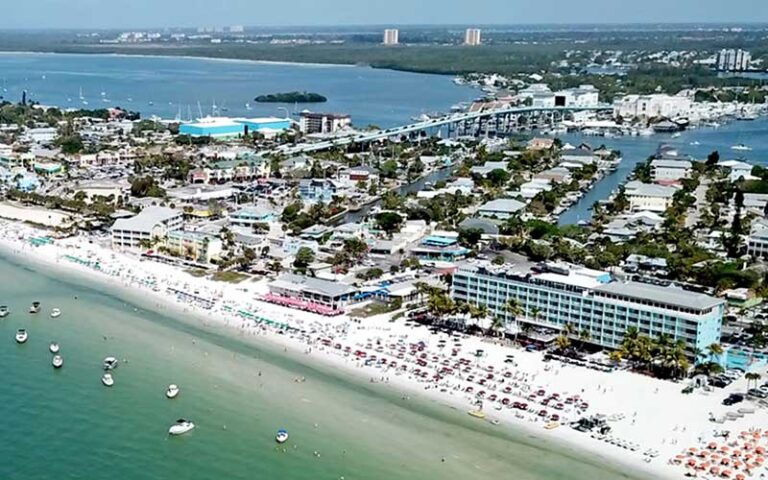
452,261,725,352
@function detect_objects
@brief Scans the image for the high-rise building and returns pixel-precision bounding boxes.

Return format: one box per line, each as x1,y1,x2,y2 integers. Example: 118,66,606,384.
717,49,752,72
383,29,399,45
452,261,724,353
464,28,482,46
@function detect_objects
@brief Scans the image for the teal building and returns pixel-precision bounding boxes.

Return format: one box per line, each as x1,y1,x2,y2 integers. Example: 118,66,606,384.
452,261,724,353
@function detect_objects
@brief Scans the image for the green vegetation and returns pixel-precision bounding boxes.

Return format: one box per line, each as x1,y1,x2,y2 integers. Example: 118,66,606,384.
210,271,249,283
255,91,327,103
129,176,165,198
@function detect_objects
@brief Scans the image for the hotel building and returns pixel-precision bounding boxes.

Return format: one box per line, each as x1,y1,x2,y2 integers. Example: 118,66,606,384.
452,261,724,352
383,29,399,45
111,206,183,249
464,28,482,46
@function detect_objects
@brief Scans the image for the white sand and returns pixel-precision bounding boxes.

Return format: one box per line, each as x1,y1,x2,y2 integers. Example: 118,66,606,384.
1,220,766,480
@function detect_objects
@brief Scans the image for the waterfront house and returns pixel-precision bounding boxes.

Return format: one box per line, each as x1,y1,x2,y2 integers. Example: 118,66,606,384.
747,219,768,259
527,137,556,151
477,198,526,220
719,160,756,183
534,167,571,184
650,159,692,185
624,181,678,213
470,161,508,177
298,179,338,204
111,206,183,250
560,147,597,165
268,273,358,310
519,179,553,200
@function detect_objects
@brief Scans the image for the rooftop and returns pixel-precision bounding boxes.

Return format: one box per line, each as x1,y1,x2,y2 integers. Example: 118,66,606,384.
272,273,357,298
479,198,527,214
111,206,180,233
595,281,724,311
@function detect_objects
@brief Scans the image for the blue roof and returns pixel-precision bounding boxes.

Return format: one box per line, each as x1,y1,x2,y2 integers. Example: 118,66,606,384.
422,235,458,246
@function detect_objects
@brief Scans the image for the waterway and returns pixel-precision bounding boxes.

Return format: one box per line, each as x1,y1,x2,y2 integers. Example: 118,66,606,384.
0,52,477,128
558,116,768,225
0,252,651,480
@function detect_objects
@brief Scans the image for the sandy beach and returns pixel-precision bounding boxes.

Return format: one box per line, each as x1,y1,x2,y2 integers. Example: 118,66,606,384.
2,220,766,480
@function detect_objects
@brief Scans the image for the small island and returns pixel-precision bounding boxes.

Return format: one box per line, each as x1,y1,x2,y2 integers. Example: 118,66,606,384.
254,91,328,103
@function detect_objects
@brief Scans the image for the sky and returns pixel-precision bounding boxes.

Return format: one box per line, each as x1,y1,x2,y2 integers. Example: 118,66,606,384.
2,0,768,29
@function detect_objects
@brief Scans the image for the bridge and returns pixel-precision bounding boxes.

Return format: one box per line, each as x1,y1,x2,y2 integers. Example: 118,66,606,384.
275,105,613,155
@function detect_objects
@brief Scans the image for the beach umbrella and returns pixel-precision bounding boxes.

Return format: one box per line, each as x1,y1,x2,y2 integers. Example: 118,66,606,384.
722,469,732,477
732,450,742,457
710,466,721,475
755,446,765,454
709,442,719,450
736,474,746,480
688,458,697,467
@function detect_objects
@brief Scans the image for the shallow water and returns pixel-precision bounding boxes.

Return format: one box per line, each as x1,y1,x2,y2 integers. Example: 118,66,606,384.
0,253,651,480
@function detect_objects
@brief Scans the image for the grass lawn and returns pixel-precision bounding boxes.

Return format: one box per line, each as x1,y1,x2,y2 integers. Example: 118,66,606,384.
211,271,250,284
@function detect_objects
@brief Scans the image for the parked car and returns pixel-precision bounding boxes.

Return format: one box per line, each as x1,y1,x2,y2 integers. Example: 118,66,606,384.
722,393,745,406
748,389,768,399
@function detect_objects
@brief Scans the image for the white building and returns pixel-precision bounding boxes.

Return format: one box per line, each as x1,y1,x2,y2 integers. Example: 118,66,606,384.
717,49,751,72
747,219,768,259
625,181,678,213
111,206,183,249
477,198,526,220
719,160,756,183
553,85,600,108
464,28,481,46
164,230,223,263
650,159,692,184
299,112,352,134
613,94,693,121
383,29,399,45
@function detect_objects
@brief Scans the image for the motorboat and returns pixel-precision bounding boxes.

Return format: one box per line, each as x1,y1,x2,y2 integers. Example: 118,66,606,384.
49,342,60,353
29,302,41,314
15,329,28,344
50,308,62,318
52,355,64,369
102,373,114,387
166,384,180,399
103,357,119,370
275,429,289,444
169,419,195,436
0,305,9,318
468,410,486,419
731,144,752,152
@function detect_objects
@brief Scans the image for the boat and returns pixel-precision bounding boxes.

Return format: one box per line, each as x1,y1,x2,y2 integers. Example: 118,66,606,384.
275,429,289,443
29,302,41,314
736,113,758,121
103,357,119,370
50,308,62,318
15,329,28,344
52,355,63,369
731,144,752,152
544,421,561,430
49,342,60,353
468,410,486,419
166,384,180,399
169,419,195,436
689,141,700,146
101,373,114,387
0,305,9,318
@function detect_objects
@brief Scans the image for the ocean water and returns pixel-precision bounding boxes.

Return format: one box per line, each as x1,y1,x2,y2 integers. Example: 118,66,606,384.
0,253,650,480
0,53,477,128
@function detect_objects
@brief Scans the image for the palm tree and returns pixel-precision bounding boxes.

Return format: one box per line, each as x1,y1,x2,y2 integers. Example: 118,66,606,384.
555,334,571,351
745,372,762,390
505,299,523,343
578,329,592,350
489,316,505,338
529,307,542,325
707,343,724,362
563,322,577,338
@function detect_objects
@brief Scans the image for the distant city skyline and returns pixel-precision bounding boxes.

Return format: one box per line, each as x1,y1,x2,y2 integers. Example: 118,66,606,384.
1,0,767,29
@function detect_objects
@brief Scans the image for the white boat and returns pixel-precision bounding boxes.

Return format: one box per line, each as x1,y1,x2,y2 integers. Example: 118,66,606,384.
275,429,289,444
0,305,9,318
52,355,63,369
29,302,41,314
169,419,195,436
689,141,700,146
49,342,60,353
103,357,119,370
102,373,114,387
50,308,62,318
15,329,28,344
166,384,180,399
732,144,752,152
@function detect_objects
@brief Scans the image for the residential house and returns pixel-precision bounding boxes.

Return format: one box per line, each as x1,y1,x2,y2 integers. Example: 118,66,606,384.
298,179,338,204
650,159,692,185
228,207,277,227
719,160,756,183
477,198,526,220
470,161,508,176
625,181,678,213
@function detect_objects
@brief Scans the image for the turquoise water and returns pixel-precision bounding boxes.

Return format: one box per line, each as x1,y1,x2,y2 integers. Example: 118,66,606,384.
0,53,477,127
0,254,650,480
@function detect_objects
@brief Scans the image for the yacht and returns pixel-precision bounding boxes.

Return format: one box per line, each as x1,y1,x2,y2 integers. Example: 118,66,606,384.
732,144,752,152
0,305,9,318
49,342,60,353
52,355,64,369
166,384,180,399
102,373,114,387
103,357,119,370
169,419,195,436
29,302,41,314
50,308,62,318
275,429,289,444
15,329,28,344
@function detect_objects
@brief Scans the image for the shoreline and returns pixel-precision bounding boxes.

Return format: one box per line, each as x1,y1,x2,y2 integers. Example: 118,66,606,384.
0,221,683,480
0,49,462,78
